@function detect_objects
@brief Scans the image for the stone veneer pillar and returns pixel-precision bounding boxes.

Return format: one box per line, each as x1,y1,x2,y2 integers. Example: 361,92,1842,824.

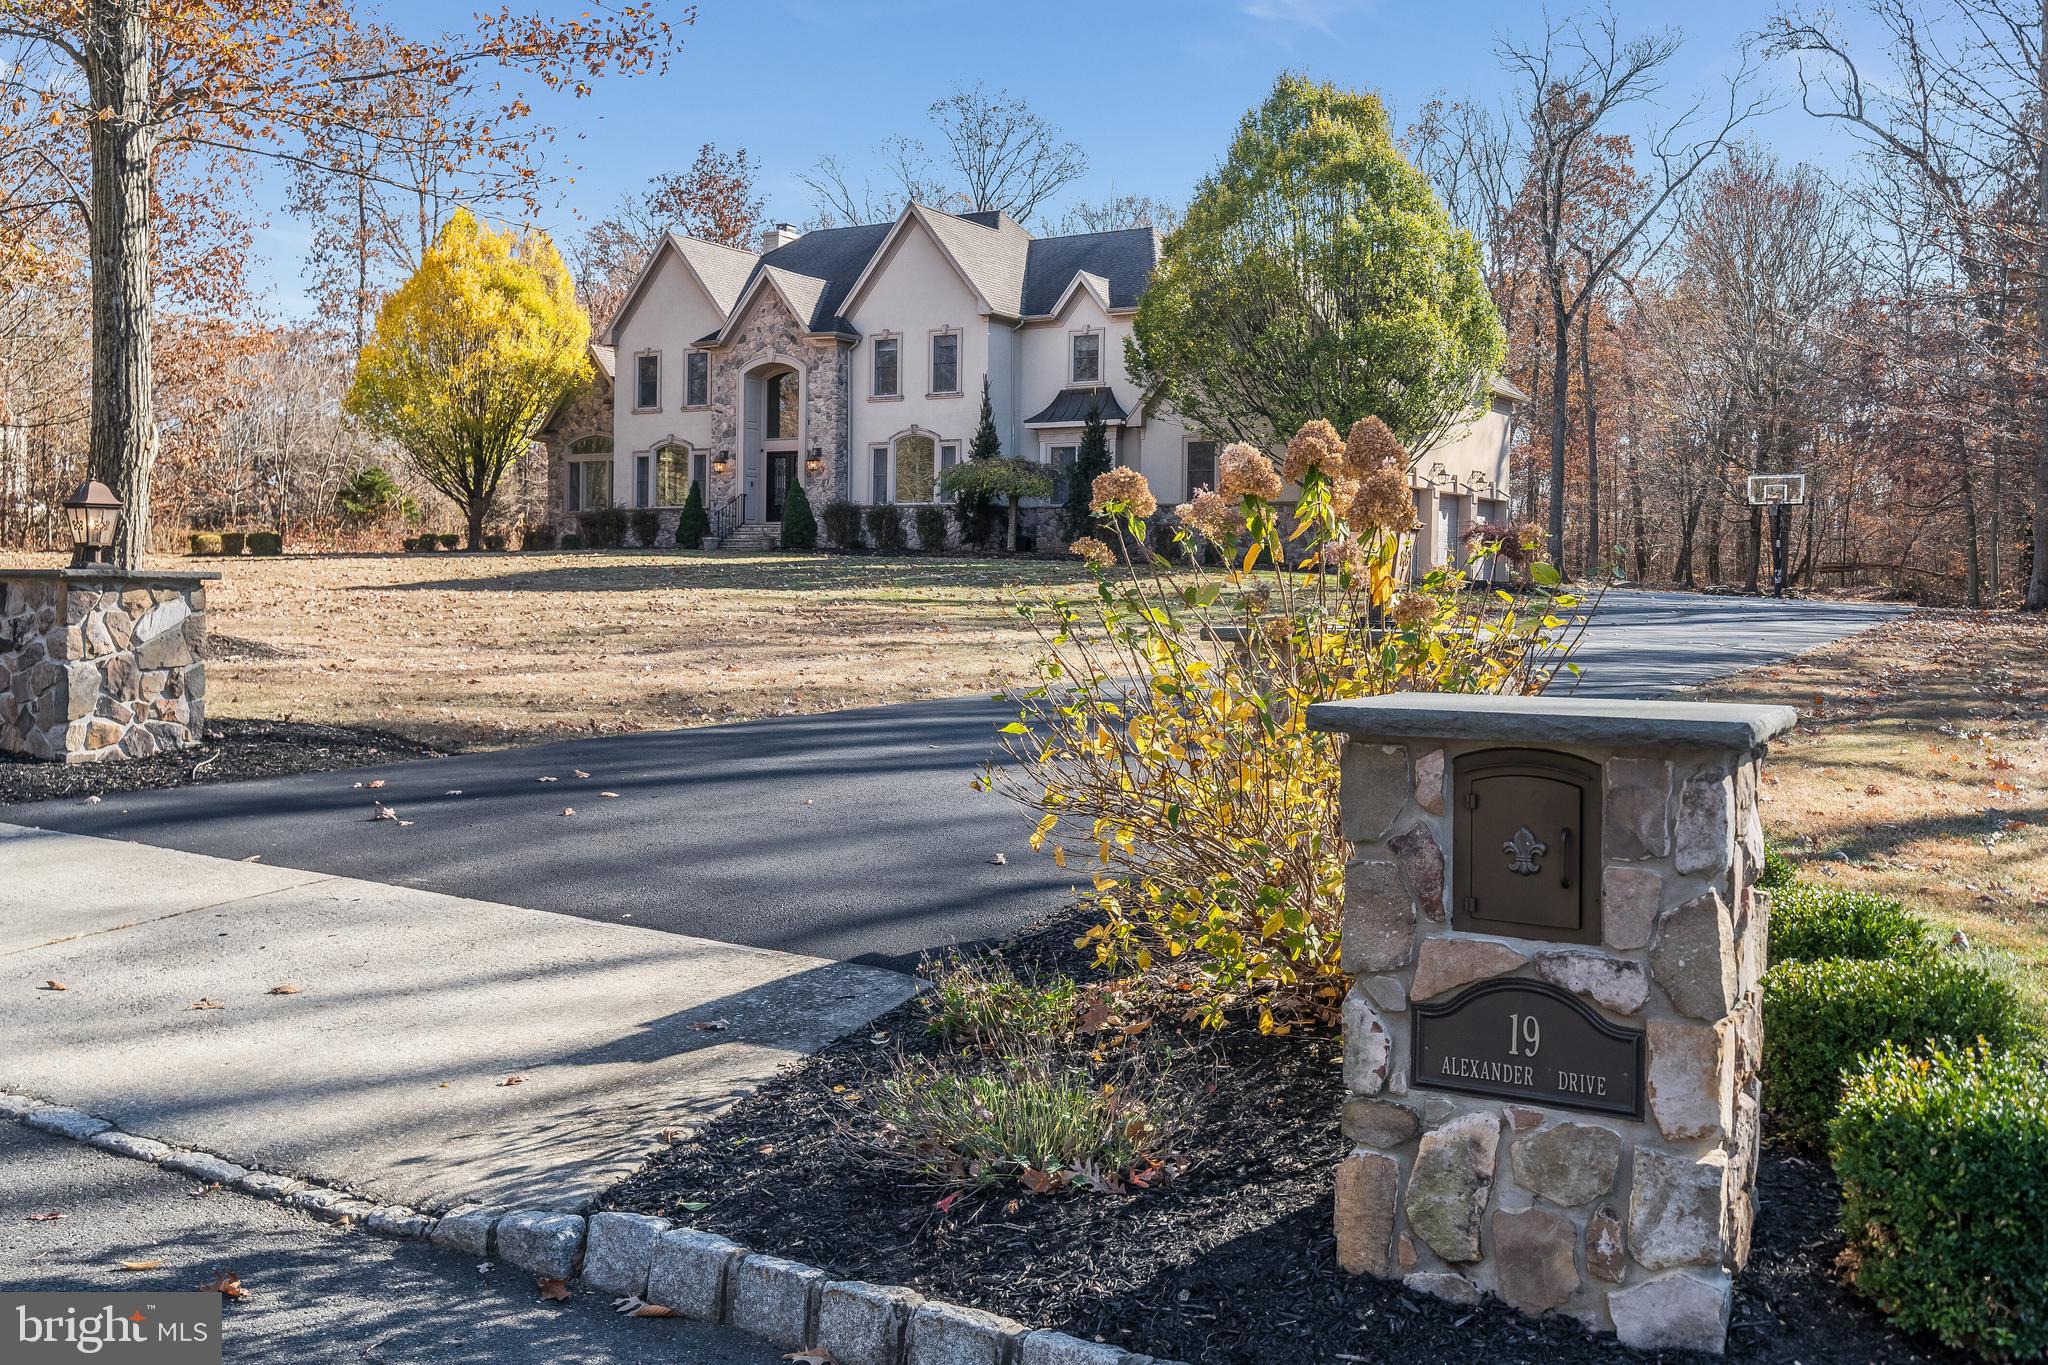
0,567,218,763
1304,694,1796,1356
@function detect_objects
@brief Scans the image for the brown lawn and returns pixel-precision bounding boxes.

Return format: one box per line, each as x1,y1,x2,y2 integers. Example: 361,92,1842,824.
1687,609,2048,1005
1,549,1088,750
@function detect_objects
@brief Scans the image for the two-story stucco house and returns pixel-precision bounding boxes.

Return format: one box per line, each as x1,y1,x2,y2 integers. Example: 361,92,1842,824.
539,203,1522,572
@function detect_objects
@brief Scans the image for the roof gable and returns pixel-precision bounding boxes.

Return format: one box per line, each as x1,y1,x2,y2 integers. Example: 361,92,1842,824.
605,232,758,345
1021,228,1159,315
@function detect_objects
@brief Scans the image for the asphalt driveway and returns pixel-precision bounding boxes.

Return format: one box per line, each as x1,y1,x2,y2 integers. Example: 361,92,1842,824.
1,591,1899,969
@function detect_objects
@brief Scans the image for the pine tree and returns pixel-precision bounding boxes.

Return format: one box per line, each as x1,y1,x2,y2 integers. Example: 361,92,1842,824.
780,476,819,551
1062,400,1113,542
957,376,1003,548
675,479,709,549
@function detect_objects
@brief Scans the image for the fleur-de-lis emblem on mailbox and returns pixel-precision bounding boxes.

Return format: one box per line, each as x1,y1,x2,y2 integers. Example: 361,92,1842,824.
1504,825,1548,876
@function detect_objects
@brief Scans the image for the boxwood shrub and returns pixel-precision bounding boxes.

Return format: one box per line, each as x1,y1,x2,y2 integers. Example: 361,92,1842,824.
865,504,907,554
188,532,223,556
246,530,283,556
914,504,951,552
1766,883,1934,965
219,531,247,556
1762,955,2034,1151
1758,843,1796,889
630,509,661,548
821,500,864,550
1832,1042,2048,1359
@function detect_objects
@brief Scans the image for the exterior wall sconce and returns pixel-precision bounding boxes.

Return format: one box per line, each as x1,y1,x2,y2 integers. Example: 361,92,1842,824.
805,447,824,474
64,479,121,568
1428,462,1450,485
712,450,731,476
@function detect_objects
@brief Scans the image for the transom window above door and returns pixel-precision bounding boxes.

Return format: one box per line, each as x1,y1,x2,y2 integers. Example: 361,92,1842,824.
872,337,900,398
1070,332,1101,384
766,371,797,440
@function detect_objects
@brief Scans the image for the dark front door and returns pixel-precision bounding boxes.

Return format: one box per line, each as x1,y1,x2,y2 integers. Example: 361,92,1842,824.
766,452,798,521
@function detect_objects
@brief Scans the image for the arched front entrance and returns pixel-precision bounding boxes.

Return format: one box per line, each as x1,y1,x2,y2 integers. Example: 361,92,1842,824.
742,360,802,524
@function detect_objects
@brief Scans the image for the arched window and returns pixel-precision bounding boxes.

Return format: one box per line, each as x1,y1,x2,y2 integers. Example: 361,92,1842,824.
654,443,692,506
568,436,613,455
893,433,936,503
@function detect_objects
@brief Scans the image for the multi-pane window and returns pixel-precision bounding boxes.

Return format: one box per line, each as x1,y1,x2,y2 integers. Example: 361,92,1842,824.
930,332,960,395
1185,439,1218,495
635,353,659,409
939,441,960,473
894,433,936,503
685,352,708,407
634,454,650,508
1070,332,1101,384
871,446,889,504
872,337,900,397
656,445,692,506
567,459,613,512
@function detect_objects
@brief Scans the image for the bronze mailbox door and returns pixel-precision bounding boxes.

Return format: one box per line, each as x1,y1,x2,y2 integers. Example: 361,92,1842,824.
1454,749,1601,944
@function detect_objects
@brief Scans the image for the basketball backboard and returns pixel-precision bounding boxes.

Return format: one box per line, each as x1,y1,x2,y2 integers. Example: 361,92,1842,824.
1747,473,1807,506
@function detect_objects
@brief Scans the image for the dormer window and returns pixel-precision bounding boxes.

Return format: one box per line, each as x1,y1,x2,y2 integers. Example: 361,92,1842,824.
872,336,900,398
634,352,660,411
1070,331,1101,385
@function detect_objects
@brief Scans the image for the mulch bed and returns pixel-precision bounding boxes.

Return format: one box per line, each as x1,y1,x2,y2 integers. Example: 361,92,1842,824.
0,717,440,806
604,910,1966,1365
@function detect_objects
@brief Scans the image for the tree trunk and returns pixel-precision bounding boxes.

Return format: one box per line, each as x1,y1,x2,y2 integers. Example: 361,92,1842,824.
1961,443,1984,608
1578,305,1599,573
2031,0,2048,610
83,0,157,570
1547,294,1569,568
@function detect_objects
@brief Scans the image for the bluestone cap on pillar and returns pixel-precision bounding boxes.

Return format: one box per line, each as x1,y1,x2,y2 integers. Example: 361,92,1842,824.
1305,694,1798,751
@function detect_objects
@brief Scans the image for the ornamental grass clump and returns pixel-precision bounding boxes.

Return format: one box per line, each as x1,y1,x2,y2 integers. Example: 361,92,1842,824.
870,1046,1184,1195
922,953,1079,1050
1832,1042,2048,1360
981,417,1589,1031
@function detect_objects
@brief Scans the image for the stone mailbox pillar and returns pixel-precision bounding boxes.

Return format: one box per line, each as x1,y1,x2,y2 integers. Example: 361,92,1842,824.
1304,694,1796,1356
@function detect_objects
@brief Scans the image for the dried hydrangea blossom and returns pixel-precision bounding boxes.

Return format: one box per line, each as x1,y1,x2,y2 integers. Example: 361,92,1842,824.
1070,536,1117,569
1175,488,1243,541
1283,419,1345,484
1090,466,1158,518
1217,443,1283,501
1343,416,1405,480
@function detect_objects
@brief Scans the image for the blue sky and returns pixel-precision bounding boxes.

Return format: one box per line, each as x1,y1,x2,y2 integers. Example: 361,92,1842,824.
252,0,1881,317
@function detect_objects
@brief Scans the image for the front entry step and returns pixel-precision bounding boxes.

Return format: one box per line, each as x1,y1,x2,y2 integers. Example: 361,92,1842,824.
721,523,783,551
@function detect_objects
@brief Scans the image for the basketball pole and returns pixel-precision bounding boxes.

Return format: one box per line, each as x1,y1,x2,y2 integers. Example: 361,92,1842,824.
1770,502,1788,598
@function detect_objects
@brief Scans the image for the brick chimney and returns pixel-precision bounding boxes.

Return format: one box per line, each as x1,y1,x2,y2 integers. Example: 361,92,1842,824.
760,223,801,253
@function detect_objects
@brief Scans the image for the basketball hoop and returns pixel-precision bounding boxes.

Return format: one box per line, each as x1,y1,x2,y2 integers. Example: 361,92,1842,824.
1746,474,1806,598
1747,474,1806,507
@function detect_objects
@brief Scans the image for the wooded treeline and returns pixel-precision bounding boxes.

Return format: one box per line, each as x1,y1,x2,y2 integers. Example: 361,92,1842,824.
2,1,2042,604
1410,1,2048,606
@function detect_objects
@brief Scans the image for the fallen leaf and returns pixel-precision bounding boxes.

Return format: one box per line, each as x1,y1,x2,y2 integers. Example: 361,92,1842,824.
499,1075,526,1087
561,807,576,817
1018,1169,1057,1195
266,984,302,996
116,1259,162,1271
573,769,590,778
367,779,385,789
677,1200,709,1212
692,1020,729,1033
934,1192,961,1214
191,998,224,1010
537,775,558,783
26,1212,64,1222
370,802,400,822
613,1295,679,1317
988,852,1007,865
784,1350,838,1364
536,1277,572,1302
40,981,67,992
198,1270,249,1300
444,789,464,796
599,791,619,799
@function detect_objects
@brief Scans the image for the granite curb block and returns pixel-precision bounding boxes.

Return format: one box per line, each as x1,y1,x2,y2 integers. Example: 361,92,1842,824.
1,1091,1184,1365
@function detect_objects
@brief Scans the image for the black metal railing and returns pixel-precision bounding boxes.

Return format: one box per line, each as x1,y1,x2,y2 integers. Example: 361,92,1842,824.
708,493,745,543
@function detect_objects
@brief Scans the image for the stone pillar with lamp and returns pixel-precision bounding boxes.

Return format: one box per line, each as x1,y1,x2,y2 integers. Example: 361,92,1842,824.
0,481,218,762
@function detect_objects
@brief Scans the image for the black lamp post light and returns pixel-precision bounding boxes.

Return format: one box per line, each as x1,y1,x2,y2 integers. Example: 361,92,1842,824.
64,480,121,568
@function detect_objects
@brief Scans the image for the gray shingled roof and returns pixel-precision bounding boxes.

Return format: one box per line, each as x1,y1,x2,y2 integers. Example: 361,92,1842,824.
670,235,758,313
1024,386,1127,426
1022,228,1159,314
702,209,1159,342
735,221,894,332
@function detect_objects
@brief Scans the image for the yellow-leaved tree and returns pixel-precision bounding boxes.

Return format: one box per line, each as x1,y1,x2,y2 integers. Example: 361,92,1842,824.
347,210,589,549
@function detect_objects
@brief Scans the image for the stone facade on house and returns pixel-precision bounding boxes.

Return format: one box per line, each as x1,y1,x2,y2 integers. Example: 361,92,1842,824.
1306,695,1795,1356
1,568,216,762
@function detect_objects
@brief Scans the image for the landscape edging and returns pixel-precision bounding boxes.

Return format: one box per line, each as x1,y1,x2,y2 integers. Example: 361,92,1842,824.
1,1090,1178,1365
